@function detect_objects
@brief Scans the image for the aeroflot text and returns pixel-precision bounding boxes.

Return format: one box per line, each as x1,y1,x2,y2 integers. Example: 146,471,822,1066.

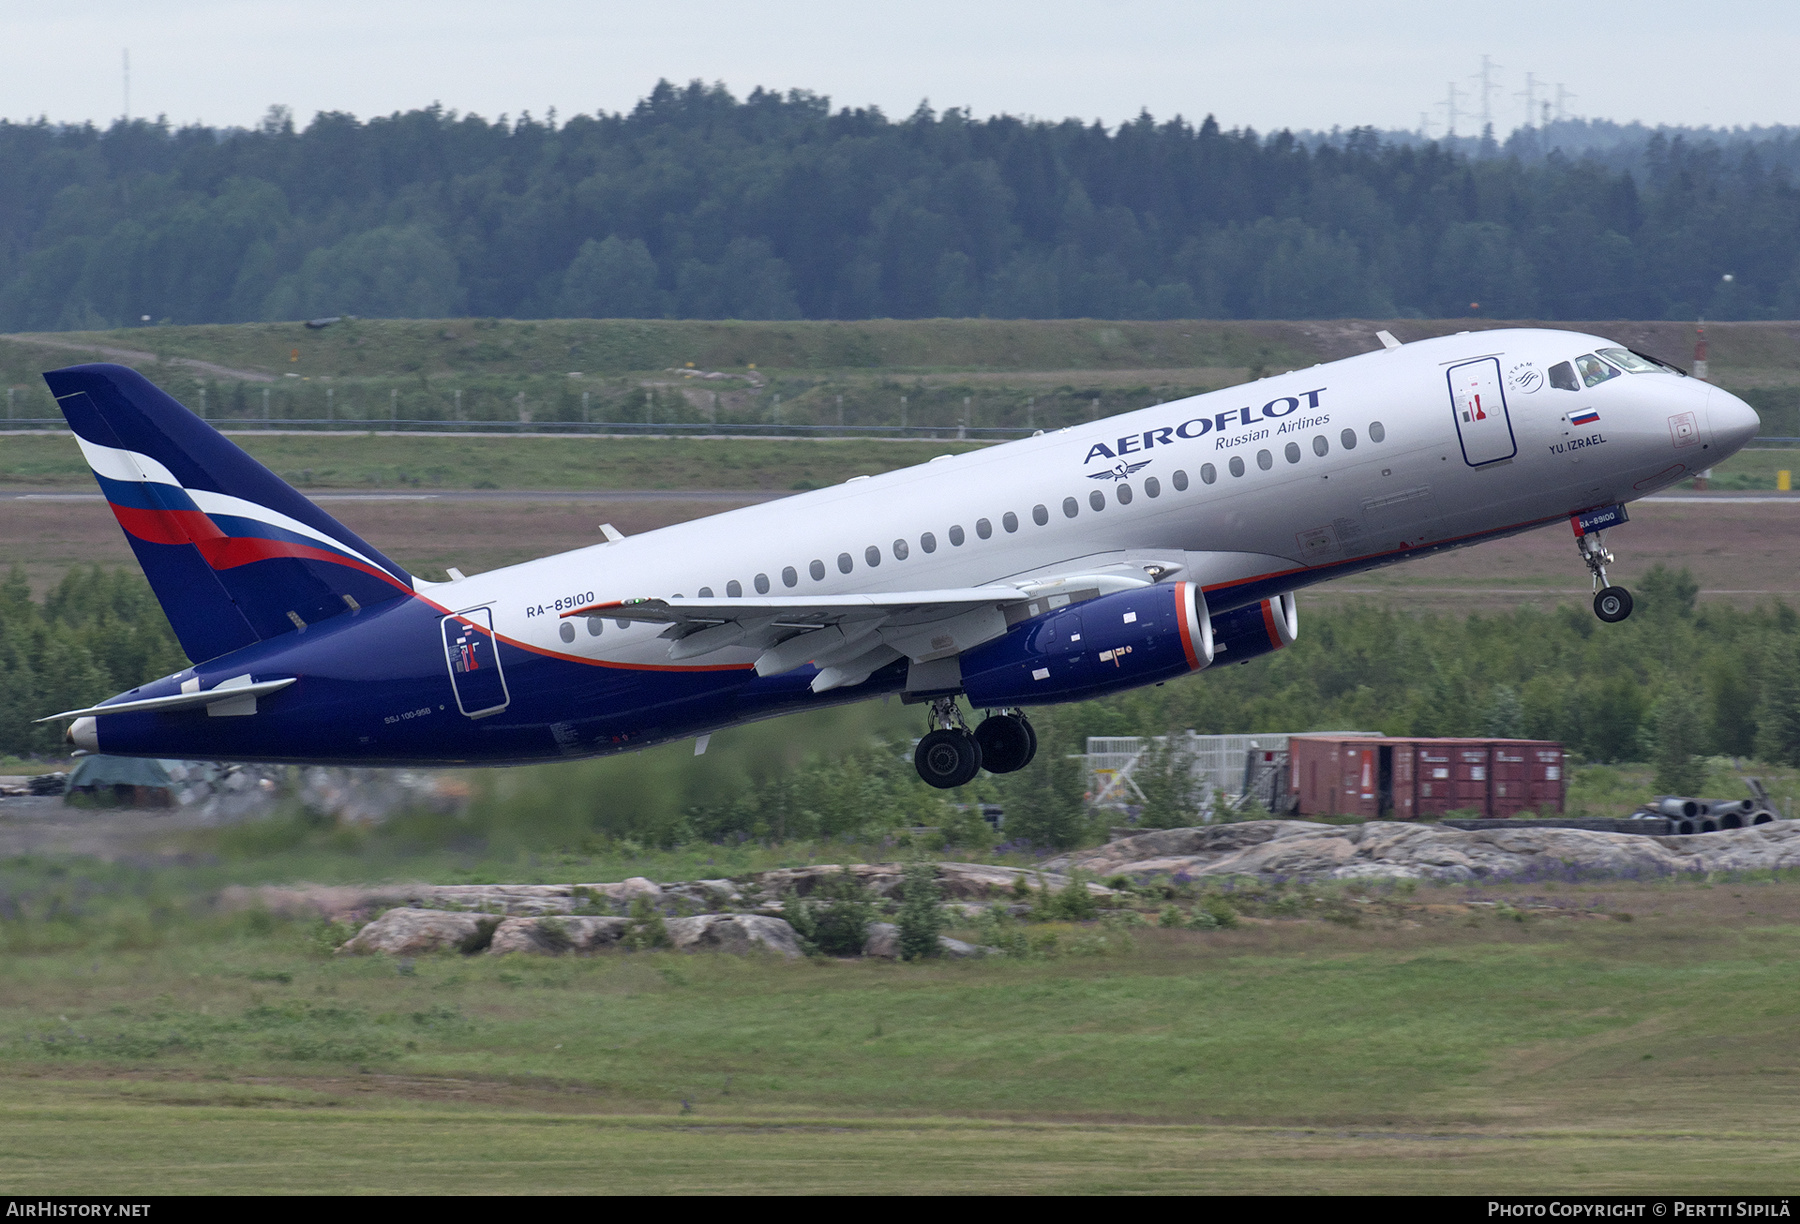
1082,389,1326,464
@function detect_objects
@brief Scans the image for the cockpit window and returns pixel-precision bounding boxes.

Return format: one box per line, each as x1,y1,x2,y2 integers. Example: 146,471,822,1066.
1599,346,1683,375
1548,361,1580,391
1574,354,1621,388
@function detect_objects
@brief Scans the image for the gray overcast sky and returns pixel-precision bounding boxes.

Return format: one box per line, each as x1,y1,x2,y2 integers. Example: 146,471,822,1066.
3,1,1795,136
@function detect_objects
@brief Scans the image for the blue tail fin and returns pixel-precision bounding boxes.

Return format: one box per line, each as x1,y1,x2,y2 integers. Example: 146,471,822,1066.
44,363,416,663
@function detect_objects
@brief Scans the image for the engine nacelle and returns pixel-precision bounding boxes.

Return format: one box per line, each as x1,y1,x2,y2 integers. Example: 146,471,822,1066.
1209,592,1298,666
961,582,1214,707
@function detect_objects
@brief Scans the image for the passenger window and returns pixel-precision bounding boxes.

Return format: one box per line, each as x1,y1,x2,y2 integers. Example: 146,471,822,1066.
615,618,629,630
1312,435,1329,457
1002,511,1018,532
560,621,575,643
782,566,798,587
837,553,853,574
1575,353,1620,387
920,532,937,553
976,518,992,539
1175,469,1191,490
1062,497,1079,518
949,525,966,545
1143,477,1160,498
1256,449,1273,470
1116,484,1133,505
1340,428,1357,450
1195,466,1211,486
699,587,714,598
809,560,825,581
1284,442,1301,464
1089,489,1106,511
586,616,603,636
754,573,770,594
865,546,881,567
1229,456,1245,477
1548,361,1580,391
726,580,743,597
1032,504,1049,524
1369,421,1385,443
893,538,909,560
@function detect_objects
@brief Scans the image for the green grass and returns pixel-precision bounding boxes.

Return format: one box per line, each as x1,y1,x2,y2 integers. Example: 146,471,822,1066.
4,867,1800,1192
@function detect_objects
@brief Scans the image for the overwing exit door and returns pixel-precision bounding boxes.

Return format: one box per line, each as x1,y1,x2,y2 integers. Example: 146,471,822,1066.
442,606,510,718
1447,357,1517,466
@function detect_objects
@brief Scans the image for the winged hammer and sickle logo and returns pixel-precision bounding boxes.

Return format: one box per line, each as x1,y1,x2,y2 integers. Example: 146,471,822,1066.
1088,460,1152,481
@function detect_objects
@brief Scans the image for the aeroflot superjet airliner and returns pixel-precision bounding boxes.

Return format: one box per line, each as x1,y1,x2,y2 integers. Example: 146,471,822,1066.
40,328,1760,788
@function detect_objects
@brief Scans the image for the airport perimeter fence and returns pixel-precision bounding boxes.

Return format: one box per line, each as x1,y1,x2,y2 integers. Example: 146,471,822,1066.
0,414,1044,439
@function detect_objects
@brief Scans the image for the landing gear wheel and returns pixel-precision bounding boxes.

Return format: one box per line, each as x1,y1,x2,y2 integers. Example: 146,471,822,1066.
1594,586,1633,623
975,713,1036,774
915,729,982,789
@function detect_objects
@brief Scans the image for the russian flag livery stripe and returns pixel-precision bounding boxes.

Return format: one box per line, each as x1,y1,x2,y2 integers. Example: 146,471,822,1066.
46,363,416,664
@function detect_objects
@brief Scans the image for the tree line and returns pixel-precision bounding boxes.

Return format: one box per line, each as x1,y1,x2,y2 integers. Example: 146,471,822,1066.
3,83,1799,332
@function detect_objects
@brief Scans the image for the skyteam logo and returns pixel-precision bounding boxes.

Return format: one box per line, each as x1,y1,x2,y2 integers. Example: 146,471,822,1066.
1083,389,1327,466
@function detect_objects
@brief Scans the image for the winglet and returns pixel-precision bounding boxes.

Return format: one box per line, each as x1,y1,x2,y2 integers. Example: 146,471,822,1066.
1377,330,1402,351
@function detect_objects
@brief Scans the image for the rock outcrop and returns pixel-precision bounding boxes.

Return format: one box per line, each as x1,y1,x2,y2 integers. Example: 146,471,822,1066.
337,909,498,955
487,916,632,954
664,914,803,958
1054,819,1800,882
343,909,803,958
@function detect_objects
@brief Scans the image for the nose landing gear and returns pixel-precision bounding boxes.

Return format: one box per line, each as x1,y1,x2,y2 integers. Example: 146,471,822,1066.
913,699,1037,788
1578,531,1633,623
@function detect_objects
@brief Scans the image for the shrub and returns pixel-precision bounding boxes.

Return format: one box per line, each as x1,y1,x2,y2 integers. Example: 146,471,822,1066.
1032,869,1100,922
622,896,670,951
786,868,874,957
897,862,944,960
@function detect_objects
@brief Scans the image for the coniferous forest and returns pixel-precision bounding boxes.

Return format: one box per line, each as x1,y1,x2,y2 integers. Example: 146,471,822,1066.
4,81,1800,331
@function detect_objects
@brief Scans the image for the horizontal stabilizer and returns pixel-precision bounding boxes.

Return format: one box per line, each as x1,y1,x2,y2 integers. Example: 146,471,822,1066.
37,677,296,722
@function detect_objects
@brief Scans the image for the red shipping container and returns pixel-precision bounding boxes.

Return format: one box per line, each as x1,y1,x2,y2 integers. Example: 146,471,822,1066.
1287,736,1564,819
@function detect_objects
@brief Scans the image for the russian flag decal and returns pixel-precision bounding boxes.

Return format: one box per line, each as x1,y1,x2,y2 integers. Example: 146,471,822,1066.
1571,409,1600,426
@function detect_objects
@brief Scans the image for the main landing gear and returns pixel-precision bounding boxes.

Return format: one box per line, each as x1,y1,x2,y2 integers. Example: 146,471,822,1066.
913,698,1037,789
1578,530,1634,623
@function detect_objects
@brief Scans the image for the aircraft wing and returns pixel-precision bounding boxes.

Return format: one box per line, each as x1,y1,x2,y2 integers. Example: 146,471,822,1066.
563,574,1144,691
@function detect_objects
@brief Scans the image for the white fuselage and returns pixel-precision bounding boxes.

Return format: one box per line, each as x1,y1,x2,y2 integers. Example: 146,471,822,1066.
430,328,1756,674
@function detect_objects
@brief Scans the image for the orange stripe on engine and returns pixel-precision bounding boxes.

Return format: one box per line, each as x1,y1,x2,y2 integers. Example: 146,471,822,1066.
1175,582,1201,670
1260,599,1282,650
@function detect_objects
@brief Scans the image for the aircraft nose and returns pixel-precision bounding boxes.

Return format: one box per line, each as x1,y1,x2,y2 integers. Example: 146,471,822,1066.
1707,385,1761,456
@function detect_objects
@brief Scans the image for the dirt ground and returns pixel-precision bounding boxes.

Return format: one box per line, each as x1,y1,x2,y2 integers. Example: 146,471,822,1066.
6,489,1795,612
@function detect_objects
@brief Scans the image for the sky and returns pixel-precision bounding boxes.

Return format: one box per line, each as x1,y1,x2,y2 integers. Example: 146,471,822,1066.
1,0,1795,137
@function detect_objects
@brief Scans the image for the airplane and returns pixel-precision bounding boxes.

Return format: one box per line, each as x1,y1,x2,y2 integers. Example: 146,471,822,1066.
39,327,1760,789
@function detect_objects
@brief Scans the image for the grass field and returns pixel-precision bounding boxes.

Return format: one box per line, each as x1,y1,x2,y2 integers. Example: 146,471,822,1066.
3,865,1800,1194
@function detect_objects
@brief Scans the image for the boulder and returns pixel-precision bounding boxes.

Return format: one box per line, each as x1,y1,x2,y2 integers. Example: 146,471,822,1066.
937,936,991,958
864,922,900,958
664,914,803,958
487,916,632,954
338,909,498,955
